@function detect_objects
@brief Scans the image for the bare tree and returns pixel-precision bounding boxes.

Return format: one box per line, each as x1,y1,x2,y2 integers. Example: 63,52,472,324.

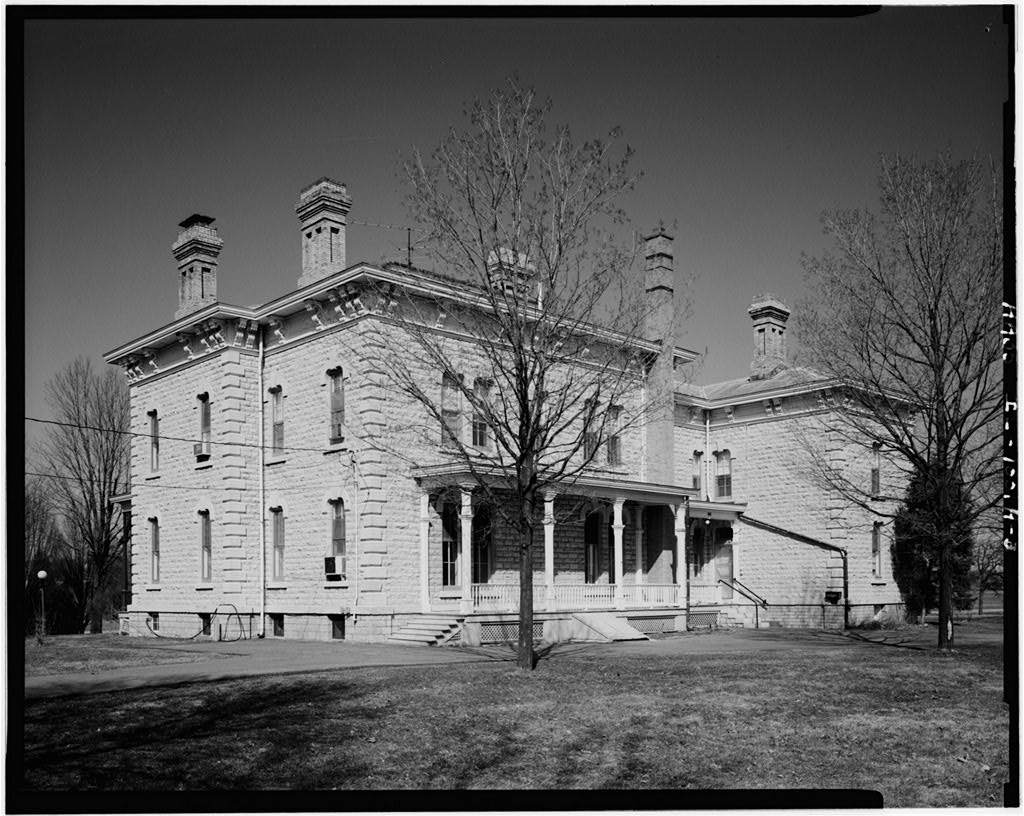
798,152,1003,649
372,79,672,670
24,475,61,589
40,357,130,633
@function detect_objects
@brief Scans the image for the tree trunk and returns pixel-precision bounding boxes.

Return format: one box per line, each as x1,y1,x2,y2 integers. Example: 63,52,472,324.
937,537,954,650
517,496,535,671
977,588,985,616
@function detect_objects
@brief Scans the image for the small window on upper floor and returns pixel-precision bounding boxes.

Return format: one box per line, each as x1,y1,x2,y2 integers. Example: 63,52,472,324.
269,386,284,455
148,410,159,472
270,506,285,581
692,451,703,491
328,368,345,443
715,450,732,499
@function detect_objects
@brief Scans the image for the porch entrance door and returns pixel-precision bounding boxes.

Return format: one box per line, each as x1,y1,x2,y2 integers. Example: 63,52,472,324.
715,527,733,600
584,512,600,583
472,505,492,583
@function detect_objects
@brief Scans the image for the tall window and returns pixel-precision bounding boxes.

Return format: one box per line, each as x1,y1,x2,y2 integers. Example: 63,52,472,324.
872,522,883,577
149,517,160,583
472,378,491,449
606,515,615,584
441,373,461,447
199,510,212,582
870,442,881,497
271,507,285,580
197,393,211,459
148,410,159,471
270,387,284,454
328,368,345,443
471,506,492,583
583,399,599,461
715,450,732,499
584,513,600,584
331,499,346,577
692,451,703,491
606,406,622,466
441,503,459,586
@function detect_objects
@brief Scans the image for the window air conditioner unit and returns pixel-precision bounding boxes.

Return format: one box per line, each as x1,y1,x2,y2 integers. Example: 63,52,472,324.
324,556,341,581
193,443,204,456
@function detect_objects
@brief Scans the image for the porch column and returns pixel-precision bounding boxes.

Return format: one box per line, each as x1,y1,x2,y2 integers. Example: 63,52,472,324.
635,506,645,585
672,502,687,597
419,491,431,612
543,492,556,611
459,485,473,614
613,498,625,610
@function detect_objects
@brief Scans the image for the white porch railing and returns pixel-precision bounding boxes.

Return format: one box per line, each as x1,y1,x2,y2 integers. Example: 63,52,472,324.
471,583,527,611
621,583,679,608
689,583,719,606
553,584,617,610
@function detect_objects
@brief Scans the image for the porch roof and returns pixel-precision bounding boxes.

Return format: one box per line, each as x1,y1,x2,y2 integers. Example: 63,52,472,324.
411,462,697,505
689,498,747,521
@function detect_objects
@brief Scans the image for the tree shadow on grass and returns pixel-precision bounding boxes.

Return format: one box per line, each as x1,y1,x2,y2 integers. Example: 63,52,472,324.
22,676,384,790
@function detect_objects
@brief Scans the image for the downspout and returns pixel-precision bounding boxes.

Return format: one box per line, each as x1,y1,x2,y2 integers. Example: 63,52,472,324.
740,514,850,630
258,329,266,638
704,409,711,501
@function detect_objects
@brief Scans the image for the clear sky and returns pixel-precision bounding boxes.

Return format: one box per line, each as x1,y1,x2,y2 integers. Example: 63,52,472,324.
21,9,1008,432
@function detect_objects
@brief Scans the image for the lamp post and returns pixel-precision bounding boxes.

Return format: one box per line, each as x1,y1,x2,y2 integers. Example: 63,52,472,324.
37,570,47,640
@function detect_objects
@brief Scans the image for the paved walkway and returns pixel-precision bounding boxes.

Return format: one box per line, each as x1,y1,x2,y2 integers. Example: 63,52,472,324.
23,620,1002,700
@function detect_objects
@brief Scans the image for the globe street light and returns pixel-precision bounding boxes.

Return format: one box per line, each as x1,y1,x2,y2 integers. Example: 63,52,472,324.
37,570,47,640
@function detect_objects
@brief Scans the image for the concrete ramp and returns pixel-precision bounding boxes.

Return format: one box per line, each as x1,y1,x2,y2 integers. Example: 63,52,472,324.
571,612,648,642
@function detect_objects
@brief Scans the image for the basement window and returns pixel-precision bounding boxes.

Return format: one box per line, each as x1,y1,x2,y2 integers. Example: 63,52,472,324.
271,614,284,637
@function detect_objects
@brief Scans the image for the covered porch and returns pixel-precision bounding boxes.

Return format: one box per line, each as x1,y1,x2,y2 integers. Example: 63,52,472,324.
413,465,743,615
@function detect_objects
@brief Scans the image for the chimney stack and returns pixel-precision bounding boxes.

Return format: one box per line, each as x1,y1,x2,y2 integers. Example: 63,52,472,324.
173,214,222,320
296,177,352,288
748,293,790,380
643,227,674,345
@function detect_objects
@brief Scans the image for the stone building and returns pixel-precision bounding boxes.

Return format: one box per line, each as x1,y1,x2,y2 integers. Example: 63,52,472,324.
104,178,904,645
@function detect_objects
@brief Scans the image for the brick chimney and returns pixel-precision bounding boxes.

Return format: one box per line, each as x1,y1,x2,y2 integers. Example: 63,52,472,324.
173,214,222,320
296,177,352,288
748,293,790,380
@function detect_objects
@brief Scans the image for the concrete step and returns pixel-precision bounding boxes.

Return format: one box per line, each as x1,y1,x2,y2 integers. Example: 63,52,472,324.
388,633,440,645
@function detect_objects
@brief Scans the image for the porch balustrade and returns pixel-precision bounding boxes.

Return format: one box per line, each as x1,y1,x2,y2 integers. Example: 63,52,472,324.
621,583,679,607
689,583,719,606
468,582,690,611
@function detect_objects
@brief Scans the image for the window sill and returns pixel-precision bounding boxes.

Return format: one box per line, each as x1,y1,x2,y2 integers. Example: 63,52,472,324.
265,457,287,467
324,444,349,456
438,589,462,599
267,582,288,590
143,584,161,591
144,473,161,481
323,582,349,589
870,581,887,586
195,462,213,471
195,583,215,591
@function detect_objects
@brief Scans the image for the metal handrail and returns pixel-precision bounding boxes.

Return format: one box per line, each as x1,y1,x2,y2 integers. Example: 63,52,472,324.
718,578,768,608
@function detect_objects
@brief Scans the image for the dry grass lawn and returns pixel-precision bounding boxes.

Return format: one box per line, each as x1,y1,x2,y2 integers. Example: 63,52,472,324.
17,623,1009,806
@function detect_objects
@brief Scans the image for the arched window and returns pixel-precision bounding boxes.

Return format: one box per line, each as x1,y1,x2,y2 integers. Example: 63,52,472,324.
199,510,212,582
149,516,160,583
715,450,732,499
270,506,285,580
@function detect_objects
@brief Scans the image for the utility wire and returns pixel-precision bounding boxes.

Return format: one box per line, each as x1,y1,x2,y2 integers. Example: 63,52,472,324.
26,469,223,493
26,416,336,455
